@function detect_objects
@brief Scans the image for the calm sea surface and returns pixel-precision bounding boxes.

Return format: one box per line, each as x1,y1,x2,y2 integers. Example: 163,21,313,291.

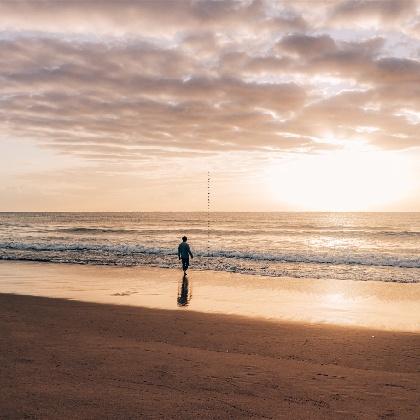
0,212,419,283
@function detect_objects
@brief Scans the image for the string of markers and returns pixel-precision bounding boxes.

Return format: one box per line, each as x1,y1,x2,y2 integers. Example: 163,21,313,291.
207,171,210,264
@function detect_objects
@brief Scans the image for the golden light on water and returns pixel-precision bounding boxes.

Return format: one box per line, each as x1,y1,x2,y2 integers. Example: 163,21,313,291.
324,292,347,306
2,262,419,332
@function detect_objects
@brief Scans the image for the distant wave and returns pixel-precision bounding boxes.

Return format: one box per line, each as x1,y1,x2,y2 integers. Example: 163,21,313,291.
52,227,210,235
0,241,172,255
1,241,419,269
38,226,420,238
56,227,138,234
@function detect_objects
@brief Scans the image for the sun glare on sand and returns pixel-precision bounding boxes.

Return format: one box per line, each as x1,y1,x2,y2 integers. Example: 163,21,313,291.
267,147,414,211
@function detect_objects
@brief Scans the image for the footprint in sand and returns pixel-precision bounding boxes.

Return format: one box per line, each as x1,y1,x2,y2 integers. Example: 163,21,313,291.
111,291,138,296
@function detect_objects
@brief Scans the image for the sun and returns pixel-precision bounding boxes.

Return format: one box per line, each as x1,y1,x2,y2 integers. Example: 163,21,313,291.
266,147,415,211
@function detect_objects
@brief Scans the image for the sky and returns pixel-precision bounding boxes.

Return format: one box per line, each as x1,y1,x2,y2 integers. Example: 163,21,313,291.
1,0,420,212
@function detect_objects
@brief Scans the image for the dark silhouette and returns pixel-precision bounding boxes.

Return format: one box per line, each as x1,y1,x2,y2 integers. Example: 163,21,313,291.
178,236,193,274
177,273,192,307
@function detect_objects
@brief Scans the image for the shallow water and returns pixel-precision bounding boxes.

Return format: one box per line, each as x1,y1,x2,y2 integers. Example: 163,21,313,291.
0,212,419,283
1,261,419,332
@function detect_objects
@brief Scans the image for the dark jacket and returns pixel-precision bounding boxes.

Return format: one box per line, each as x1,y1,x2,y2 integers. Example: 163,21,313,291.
178,242,193,259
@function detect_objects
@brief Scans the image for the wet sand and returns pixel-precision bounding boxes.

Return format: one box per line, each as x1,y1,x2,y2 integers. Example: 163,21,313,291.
1,293,419,419
1,261,419,332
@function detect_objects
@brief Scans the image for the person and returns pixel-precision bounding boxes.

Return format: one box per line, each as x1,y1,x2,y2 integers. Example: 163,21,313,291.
178,236,193,274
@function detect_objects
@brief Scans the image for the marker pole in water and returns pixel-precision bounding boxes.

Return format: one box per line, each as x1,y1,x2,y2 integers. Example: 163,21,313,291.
207,171,210,264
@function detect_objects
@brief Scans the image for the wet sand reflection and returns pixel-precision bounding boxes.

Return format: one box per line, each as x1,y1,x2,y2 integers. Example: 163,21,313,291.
177,274,192,307
1,262,419,332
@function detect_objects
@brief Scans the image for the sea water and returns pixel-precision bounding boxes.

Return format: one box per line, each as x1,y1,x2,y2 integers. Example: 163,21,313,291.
0,212,419,283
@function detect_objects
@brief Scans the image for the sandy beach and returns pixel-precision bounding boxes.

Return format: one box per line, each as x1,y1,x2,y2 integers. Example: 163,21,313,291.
1,261,420,332
1,263,420,419
1,293,419,419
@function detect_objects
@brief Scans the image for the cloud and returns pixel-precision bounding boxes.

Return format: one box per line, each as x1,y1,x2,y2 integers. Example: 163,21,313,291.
331,0,417,24
0,0,419,168
0,0,271,36
278,34,337,57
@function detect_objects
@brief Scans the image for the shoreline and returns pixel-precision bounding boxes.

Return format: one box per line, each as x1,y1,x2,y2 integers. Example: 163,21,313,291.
1,260,419,332
1,293,419,419
2,257,419,284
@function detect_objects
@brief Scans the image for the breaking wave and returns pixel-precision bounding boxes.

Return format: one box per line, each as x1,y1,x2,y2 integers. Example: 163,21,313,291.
1,241,419,269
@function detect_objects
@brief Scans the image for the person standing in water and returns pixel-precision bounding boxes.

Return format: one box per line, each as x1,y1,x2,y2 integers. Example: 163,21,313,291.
178,236,193,274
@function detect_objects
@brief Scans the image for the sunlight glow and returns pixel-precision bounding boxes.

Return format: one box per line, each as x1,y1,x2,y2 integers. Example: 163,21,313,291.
325,293,347,306
267,148,415,211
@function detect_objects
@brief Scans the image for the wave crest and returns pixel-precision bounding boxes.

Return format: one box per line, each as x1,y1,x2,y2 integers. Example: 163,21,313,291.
0,241,418,269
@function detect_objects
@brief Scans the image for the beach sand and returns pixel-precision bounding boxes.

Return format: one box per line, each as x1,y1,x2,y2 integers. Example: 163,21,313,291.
1,262,419,418
1,261,419,332
1,294,419,419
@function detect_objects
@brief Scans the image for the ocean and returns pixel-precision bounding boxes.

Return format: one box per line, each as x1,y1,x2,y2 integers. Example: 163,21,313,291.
0,212,419,283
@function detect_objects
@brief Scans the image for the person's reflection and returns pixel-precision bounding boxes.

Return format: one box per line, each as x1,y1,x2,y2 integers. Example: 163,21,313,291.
177,274,192,307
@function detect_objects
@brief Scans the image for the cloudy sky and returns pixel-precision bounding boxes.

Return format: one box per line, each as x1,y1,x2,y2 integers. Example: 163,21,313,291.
1,0,420,211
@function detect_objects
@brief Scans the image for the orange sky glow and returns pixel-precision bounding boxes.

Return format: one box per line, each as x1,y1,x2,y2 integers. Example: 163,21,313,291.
1,0,419,211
